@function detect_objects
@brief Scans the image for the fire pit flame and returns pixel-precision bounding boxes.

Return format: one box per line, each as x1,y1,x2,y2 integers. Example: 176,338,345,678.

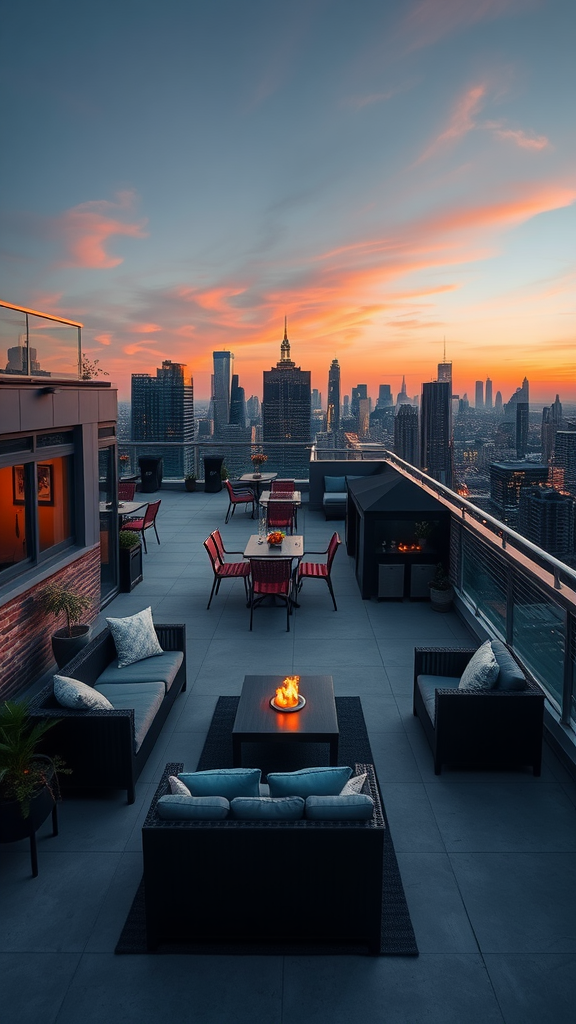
270,675,306,712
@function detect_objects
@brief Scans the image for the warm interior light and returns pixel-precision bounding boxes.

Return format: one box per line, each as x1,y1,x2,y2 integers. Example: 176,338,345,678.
274,675,300,708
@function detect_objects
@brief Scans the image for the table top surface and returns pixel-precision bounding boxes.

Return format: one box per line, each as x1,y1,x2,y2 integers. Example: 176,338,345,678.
239,472,278,483
259,490,302,505
244,534,303,558
233,674,338,737
99,500,147,516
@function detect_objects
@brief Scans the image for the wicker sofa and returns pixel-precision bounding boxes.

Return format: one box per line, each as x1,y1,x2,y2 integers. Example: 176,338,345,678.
29,624,187,803
413,644,544,775
142,761,385,952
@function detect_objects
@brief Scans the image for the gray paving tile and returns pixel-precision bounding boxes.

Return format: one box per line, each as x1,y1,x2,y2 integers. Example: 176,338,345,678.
450,852,576,953
84,851,143,951
395,850,480,953
379,782,445,852
484,953,576,1024
293,637,384,667
0,952,81,1024
370,731,423,783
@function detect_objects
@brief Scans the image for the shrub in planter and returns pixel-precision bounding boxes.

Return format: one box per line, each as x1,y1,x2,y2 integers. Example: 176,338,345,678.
428,563,454,612
41,583,92,668
119,531,143,592
184,474,197,492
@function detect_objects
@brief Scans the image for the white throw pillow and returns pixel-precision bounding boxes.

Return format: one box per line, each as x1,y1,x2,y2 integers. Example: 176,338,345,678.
458,641,499,691
168,775,191,796
106,607,163,668
54,675,114,710
340,772,367,796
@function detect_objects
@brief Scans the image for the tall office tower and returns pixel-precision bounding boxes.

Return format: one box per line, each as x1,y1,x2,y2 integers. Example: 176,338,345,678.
131,360,194,476
396,375,410,406
475,381,484,410
212,350,233,434
495,390,503,413
246,395,260,422
516,402,529,458
485,378,493,409
377,383,393,408
437,361,452,384
358,398,370,437
351,384,367,422
262,321,311,476
555,432,576,493
394,404,419,465
420,380,453,487
489,462,548,523
326,358,341,432
518,487,575,558
311,388,322,410
542,394,564,465
229,374,246,428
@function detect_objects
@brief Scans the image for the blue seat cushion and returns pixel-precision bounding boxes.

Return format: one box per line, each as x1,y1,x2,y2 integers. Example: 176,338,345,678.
268,766,352,798
491,639,528,690
96,651,183,693
323,492,347,504
324,476,346,492
94,681,165,753
178,768,261,799
157,795,230,820
230,796,305,820
416,675,460,724
305,794,374,820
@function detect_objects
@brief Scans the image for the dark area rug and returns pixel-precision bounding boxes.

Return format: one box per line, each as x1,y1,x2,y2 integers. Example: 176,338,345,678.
116,696,418,957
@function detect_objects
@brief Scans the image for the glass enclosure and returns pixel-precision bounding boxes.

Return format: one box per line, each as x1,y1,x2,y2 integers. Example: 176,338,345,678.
0,301,82,379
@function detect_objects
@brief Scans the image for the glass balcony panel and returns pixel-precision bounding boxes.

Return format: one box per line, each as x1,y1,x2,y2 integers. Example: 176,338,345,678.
27,312,80,378
0,306,28,374
461,531,507,637
512,574,565,708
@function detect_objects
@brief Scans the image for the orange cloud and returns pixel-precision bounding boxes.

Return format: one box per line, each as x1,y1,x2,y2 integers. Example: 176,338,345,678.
488,125,549,150
416,84,487,163
55,191,147,269
94,333,112,345
130,323,161,333
402,0,532,53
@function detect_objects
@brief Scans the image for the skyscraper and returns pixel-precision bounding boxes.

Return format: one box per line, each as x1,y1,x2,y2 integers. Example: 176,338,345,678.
485,378,493,409
326,358,341,432
518,487,575,558
420,380,452,487
131,360,194,476
394,404,419,466
377,383,393,408
351,384,367,422
229,374,246,428
437,361,452,384
555,431,576,494
475,380,484,410
262,321,311,476
396,376,410,406
495,390,503,413
212,350,233,435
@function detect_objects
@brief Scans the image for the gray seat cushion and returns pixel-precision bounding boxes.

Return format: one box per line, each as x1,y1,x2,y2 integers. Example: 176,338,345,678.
491,639,528,691
94,681,165,753
323,492,347,505
416,674,460,724
95,651,183,693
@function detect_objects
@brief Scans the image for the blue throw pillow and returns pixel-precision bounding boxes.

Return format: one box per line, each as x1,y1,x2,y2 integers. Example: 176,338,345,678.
178,768,261,799
230,796,305,820
305,794,374,820
267,766,352,798
491,639,528,691
458,640,499,691
156,795,230,820
324,476,346,492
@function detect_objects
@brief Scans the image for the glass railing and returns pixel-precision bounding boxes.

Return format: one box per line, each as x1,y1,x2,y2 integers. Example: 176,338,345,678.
117,441,315,482
0,300,82,379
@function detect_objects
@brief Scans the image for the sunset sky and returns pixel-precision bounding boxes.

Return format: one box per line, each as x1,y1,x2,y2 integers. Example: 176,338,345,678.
1,0,574,404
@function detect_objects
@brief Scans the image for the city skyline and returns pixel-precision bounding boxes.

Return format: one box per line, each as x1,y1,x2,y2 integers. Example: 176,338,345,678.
1,1,575,403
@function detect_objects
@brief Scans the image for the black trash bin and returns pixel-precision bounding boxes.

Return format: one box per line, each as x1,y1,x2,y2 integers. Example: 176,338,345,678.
138,456,163,493
203,456,223,493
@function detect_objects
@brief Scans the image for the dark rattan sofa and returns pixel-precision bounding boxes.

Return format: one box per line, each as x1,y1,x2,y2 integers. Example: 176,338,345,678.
413,645,544,775
142,761,385,953
29,625,186,803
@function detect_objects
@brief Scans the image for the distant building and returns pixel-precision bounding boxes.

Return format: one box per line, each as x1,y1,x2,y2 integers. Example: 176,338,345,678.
377,383,393,408
420,380,452,487
358,397,370,437
229,374,246,428
555,431,576,493
246,395,260,423
396,376,410,406
516,402,529,458
475,380,484,410
326,358,341,432
262,321,311,476
212,351,233,435
351,384,368,423
542,395,563,464
518,487,575,558
485,378,493,410
495,390,503,414
131,360,194,476
489,462,548,523
394,404,419,466
437,361,452,384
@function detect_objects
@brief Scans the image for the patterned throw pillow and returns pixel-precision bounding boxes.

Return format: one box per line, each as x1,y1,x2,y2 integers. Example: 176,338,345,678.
105,607,163,668
458,640,499,691
54,675,114,710
168,775,190,796
340,771,367,796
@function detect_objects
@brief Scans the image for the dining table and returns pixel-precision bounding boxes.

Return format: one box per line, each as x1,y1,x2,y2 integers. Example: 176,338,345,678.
99,499,148,521
244,534,304,607
239,471,277,503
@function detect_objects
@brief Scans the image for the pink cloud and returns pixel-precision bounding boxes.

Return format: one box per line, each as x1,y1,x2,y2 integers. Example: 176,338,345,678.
416,84,487,163
488,125,549,150
130,322,161,333
54,191,147,269
401,0,534,53
94,333,112,345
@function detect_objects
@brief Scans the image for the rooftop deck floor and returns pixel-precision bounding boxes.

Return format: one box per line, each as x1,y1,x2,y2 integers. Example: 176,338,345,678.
2,489,575,1024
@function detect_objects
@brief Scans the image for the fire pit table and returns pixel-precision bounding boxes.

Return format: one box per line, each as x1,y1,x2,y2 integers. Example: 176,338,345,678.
232,674,339,767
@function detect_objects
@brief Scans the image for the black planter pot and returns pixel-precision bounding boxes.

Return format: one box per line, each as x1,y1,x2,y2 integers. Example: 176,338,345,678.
119,542,143,592
0,757,59,877
51,624,92,669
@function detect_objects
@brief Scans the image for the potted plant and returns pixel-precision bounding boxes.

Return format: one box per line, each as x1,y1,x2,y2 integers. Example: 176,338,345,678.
414,521,434,550
41,582,92,668
428,563,454,612
118,530,143,592
184,473,197,492
0,700,69,876
220,464,229,482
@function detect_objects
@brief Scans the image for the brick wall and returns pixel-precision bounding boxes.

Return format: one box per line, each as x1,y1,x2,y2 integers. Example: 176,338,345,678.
0,549,100,700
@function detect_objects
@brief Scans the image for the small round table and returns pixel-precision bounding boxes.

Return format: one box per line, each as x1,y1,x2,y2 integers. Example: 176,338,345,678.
239,472,277,503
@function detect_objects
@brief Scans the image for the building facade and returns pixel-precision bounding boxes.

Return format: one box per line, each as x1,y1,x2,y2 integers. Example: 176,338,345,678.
262,323,311,477
131,361,194,477
420,380,453,488
326,358,341,432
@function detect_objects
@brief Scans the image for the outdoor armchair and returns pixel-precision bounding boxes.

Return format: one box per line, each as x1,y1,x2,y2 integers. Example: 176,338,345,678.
297,532,341,610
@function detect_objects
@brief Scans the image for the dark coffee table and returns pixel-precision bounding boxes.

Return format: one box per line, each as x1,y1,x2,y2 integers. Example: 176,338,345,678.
232,674,339,767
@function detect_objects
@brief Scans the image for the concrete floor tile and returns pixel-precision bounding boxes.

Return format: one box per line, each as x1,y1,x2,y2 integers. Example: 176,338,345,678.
484,953,576,1024
0,952,81,1024
395,851,480,953
379,782,445,852
370,732,423,783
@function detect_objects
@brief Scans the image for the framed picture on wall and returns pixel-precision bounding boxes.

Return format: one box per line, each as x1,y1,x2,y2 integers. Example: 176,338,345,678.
12,465,25,505
37,464,54,506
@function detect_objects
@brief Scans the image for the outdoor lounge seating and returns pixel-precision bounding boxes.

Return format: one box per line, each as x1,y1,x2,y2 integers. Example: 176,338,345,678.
29,623,187,803
297,532,341,610
142,761,385,952
204,531,251,609
121,498,161,552
224,479,255,523
413,642,544,775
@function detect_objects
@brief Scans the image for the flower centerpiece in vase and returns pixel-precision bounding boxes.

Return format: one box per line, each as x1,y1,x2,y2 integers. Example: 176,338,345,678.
267,531,285,547
250,451,268,478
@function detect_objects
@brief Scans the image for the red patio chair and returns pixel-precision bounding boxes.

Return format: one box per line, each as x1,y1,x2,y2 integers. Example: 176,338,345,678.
224,479,255,524
203,532,251,609
265,500,297,535
296,532,341,611
271,479,295,493
118,481,136,501
120,499,161,553
249,558,294,631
